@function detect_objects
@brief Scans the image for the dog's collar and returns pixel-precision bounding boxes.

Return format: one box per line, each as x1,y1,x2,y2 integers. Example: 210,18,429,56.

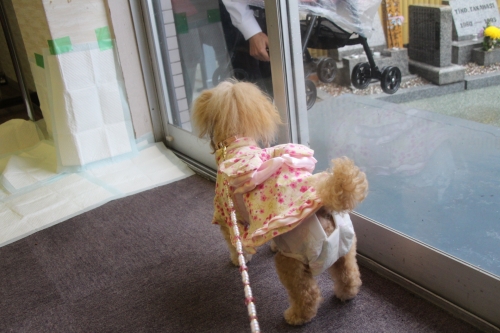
217,136,238,150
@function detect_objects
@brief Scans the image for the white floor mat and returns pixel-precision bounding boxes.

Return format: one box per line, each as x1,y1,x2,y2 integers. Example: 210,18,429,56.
0,121,195,248
84,143,193,196
0,174,117,247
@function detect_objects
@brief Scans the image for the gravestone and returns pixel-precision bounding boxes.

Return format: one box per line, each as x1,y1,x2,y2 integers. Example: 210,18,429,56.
449,0,500,40
442,1,469,42
409,5,453,67
445,0,500,64
408,5,465,85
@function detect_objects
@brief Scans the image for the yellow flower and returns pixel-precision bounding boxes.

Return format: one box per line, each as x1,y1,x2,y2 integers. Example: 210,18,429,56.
484,26,500,39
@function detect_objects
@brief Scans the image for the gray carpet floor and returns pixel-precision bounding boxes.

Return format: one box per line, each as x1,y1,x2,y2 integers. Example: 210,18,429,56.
0,175,481,332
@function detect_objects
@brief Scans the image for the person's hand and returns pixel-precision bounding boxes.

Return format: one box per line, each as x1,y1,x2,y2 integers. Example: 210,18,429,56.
249,32,270,62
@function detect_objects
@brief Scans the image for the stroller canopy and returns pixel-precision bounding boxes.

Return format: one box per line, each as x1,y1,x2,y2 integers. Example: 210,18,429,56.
232,0,382,38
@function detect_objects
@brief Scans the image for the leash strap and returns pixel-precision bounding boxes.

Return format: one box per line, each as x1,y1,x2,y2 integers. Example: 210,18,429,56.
221,144,260,333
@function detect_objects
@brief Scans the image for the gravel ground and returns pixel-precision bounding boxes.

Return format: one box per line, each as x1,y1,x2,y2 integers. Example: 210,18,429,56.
317,62,500,97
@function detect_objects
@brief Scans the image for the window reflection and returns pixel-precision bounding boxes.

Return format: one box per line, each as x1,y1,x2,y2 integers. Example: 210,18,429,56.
218,1,273,95
297,0,500,278
308,94,500,276
171,0,229,106
162,0,275,130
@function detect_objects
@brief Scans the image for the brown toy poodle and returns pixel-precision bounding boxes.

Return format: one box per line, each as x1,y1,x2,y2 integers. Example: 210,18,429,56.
192,80,368,325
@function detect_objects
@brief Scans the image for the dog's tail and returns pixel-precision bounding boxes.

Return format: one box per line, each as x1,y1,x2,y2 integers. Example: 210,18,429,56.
316,157,368,213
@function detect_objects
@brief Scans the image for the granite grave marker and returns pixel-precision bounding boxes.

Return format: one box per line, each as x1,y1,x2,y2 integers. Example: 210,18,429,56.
409,5,452,67
449,0,500,38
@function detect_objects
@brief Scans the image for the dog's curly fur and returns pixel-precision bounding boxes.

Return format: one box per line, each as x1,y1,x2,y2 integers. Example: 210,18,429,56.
192,80,368,325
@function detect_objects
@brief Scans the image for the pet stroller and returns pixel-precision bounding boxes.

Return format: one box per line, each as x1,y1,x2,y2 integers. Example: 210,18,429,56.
300,0,402,108
215,0,402,109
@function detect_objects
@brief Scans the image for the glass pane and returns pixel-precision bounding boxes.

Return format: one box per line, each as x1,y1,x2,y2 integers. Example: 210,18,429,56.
308,95,500,276
288,0,500,278
153,0,274,132
298,0,391,111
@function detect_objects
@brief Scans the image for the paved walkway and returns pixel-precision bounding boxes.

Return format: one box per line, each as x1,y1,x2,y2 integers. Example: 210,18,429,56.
401,84,500,128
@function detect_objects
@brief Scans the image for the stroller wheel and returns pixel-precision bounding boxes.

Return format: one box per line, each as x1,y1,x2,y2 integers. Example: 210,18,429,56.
232,68,249,82
351,62,371,89
305,79,317,110
381,66,402,94
317,57,337,83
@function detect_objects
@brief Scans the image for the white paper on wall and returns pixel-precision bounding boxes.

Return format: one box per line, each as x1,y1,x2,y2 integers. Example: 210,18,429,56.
42,0,109,46
44,43,136,169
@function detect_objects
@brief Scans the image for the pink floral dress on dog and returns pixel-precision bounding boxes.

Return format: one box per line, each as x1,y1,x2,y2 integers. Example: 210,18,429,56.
213,137,327,254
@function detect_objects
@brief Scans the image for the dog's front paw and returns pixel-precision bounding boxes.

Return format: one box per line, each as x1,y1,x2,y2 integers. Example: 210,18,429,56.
230,252,253,266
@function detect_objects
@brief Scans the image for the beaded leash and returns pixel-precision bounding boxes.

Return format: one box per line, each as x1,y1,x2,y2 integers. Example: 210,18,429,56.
220,142,260,333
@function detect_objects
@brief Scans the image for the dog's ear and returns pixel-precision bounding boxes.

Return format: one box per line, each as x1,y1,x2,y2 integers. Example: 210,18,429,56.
192,89,214,140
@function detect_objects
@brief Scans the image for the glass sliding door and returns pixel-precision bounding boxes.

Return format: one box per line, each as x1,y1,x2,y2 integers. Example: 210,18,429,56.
134,0,292,173
282,0,499,330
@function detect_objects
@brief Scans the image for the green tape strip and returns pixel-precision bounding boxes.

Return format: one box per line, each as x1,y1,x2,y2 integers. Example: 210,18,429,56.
174,12,189,34
35,53,44,68
207,9,221,23
95,26,113,51
48,36,73,55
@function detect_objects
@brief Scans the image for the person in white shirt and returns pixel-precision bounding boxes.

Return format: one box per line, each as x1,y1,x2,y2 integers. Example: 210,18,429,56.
218,0,273,94
221,1,270,62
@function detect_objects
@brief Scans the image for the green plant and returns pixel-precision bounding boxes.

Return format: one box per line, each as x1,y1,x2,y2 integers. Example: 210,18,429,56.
482,20,500,51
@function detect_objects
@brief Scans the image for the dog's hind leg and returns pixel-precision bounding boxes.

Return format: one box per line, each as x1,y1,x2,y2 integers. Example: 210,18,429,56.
275,252,322,325
269,239,278,252
328,235,362,301
220,225,252,266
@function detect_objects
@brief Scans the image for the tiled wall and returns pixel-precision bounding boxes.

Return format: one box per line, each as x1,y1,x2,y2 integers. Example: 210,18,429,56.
159,0,192,131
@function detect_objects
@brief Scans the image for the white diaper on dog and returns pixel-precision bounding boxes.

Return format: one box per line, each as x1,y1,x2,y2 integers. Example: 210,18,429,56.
273,212,355,276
